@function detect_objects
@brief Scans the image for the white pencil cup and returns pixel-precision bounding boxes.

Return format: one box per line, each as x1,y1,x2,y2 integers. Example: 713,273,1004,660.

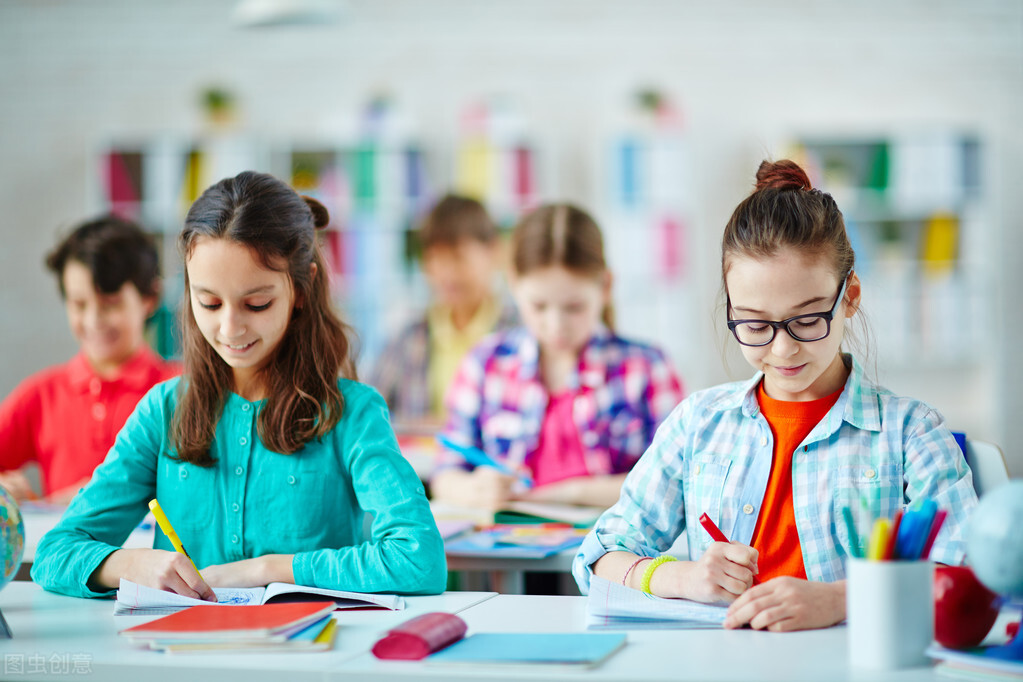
846,558,934,670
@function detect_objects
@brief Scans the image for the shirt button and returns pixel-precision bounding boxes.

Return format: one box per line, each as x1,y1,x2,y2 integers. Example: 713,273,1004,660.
89,378,102,395
92,403,106,420
231,534,239,544
743,504,755,515
287,475,296,485
239,437,248,446
180,469,188,480
760,436,768,447
865,468,877,480
235,466,244,476
694,464,701,476
232,503,240,513
242,403,251,412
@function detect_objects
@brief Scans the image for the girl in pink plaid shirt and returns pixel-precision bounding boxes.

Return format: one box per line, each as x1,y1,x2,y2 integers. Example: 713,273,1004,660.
432,204,684,510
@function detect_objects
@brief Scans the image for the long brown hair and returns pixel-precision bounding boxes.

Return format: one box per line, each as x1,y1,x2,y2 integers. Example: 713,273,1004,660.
172,171,357,465
510,203,614,329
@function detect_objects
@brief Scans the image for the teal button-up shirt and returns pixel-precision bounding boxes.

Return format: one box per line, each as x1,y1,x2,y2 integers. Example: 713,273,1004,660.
31,377,447,598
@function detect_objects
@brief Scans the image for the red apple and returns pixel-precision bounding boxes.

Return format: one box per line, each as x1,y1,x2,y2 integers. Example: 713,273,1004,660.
933,565,1000,649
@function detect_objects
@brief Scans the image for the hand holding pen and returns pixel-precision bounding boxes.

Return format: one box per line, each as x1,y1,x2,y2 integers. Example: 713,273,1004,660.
690,513,760,601
436,434,534,490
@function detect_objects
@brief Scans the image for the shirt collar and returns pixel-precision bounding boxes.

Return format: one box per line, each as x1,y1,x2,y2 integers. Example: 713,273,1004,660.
710,354,882,432
515,324,613,389
67,346,165,391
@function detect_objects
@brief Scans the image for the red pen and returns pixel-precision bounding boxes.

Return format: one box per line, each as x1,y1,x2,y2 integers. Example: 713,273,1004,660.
699,512,759,584
919,509,948,560
882,510,904,560
699,513,729,543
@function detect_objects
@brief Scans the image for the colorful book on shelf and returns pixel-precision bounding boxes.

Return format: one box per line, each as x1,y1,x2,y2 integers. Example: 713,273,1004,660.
119,602,336,652
444,524,588,559
114,578,405,616
427,633,627,670
586,575,727,629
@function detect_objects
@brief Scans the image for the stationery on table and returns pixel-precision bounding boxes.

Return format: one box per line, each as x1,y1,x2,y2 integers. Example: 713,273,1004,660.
585,575,727,629
436,434,534,489
148,498,203,580
370,612,627,670
927,643,1023,680
427,633,627,670
119,601,338,653
114,578,405,616
853,498,946,562
444,524,589,559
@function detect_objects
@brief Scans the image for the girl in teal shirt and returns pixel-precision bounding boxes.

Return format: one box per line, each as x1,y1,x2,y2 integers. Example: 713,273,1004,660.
32,171,447,599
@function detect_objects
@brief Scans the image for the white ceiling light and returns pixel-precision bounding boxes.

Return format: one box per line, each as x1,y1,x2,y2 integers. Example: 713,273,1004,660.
232,0,344,27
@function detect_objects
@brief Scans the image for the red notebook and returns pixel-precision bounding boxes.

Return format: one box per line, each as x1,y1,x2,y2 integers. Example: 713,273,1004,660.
119,601,336,641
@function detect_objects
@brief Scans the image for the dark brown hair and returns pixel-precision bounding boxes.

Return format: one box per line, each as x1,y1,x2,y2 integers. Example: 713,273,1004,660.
46,215,160,299
172,171,357,465
722,159,854,283
418,194,498,250
510,203,614,329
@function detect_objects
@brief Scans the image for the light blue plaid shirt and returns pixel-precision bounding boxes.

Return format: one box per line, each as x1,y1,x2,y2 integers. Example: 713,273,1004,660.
574,355,978,592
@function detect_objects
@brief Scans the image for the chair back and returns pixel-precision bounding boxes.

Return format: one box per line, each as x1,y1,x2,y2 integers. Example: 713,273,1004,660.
965,439,1010,497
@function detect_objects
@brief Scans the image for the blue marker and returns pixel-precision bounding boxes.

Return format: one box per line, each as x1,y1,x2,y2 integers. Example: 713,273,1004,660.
436,434,534,489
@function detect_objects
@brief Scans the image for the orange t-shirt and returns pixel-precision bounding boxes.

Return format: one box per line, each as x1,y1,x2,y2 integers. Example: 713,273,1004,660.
749,382,843,582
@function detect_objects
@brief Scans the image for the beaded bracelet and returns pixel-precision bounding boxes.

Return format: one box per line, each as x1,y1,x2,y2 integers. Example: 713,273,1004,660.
640,555,677,594
621,557,652,587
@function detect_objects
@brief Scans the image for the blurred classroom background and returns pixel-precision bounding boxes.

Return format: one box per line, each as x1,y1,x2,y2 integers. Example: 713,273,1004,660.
1,0,1020,474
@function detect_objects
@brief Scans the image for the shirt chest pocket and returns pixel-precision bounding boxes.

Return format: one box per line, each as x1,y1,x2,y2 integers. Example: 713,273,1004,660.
684,457,732,524
255,458,343,542
831,462,902,532
157,461,219,535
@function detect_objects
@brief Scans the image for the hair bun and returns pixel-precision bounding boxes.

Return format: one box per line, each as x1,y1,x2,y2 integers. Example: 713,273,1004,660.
302,196,330,229
754,159,812,192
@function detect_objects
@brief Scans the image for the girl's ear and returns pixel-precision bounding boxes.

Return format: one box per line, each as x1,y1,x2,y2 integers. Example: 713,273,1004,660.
844,271,862,318
601,269,613,303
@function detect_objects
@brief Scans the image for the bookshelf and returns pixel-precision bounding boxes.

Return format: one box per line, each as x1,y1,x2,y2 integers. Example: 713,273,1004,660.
785,134,988,370
94,130,545,370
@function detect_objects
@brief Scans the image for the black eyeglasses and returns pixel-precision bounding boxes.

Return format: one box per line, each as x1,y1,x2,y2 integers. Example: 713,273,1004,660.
727,276,849,347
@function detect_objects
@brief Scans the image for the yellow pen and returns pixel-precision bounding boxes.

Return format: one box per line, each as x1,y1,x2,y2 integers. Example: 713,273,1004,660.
867,518,891,561
148,499,205,580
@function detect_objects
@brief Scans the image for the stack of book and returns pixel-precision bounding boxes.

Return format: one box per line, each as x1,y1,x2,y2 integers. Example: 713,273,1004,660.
119,601,338,654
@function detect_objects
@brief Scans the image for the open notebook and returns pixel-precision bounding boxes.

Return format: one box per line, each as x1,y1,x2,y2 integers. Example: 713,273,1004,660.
114,578,406,616
586,575,727,629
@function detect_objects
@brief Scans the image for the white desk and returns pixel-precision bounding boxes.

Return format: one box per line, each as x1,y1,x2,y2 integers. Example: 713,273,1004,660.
340,594,950,682
0,582,494,682
0,582,964,682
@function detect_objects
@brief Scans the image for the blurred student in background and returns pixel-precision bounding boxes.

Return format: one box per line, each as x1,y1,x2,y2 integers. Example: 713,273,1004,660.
370,194,516,427
0,216,178,503
431,203,684,510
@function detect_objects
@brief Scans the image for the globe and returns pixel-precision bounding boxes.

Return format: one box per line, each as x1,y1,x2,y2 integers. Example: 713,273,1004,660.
966,479,1023,661
0,488,24,592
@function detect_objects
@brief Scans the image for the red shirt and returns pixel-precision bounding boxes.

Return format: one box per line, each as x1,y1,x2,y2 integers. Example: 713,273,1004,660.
750,382,842,582
0,347,179,496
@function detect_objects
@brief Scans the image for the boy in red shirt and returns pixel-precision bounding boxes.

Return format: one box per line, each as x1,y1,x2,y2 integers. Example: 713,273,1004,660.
0,216,179,502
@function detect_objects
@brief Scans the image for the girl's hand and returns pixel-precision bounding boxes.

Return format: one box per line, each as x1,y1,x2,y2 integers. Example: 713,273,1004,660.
200,555,294,588
0,470,38,501
465,467,519,510
93,548,216,601
670,541,759,603
515,477,584,505
723,577,846,631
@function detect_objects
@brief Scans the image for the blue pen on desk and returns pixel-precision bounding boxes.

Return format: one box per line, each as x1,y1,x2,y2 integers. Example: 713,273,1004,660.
436,434,534,489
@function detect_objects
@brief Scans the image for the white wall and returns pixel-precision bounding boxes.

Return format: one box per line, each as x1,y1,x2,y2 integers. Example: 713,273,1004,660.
1,0,1021,472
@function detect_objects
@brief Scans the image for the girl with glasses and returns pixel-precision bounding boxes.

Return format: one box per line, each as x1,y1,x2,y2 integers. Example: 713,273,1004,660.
574,159,977,631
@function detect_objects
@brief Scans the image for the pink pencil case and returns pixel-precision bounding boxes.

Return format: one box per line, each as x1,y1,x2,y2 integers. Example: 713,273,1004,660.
371,612,468,660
